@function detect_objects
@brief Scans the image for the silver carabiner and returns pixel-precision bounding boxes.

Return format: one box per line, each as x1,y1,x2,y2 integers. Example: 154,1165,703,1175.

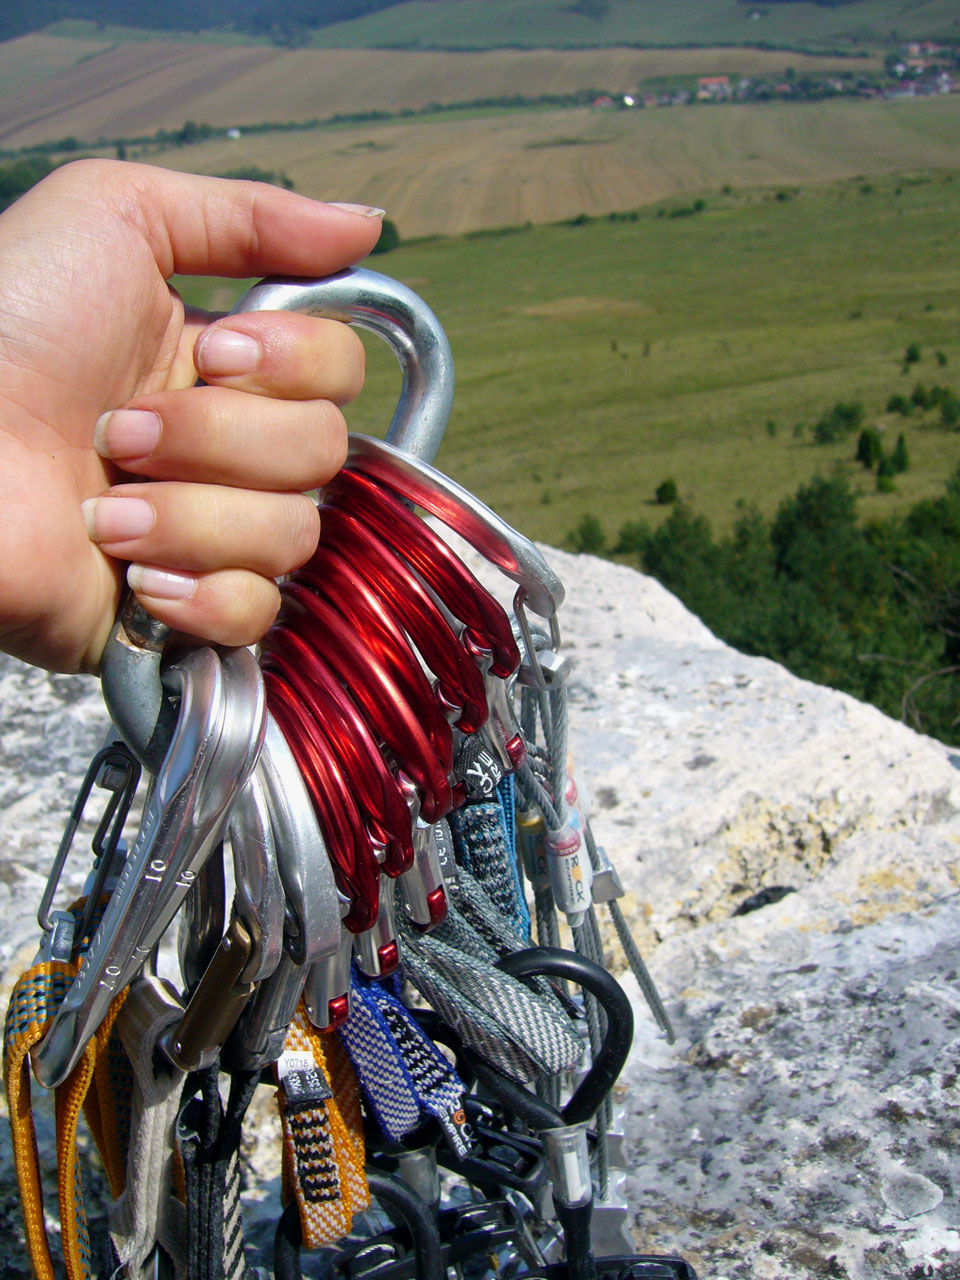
237,269,454,464
32,646,265,1088
258,712,343,966
344,434,564,620
227,766,286,983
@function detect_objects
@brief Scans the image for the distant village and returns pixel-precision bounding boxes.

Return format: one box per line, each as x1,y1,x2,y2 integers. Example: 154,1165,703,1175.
591,42,959,111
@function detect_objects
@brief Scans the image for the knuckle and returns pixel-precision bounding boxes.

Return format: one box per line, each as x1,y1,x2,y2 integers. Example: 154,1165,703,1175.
195,573,281,647
283,496,321,568
312,405,348,482
338,328,366,403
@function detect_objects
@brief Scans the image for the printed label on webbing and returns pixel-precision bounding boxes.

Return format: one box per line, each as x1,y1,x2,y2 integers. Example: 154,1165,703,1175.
438,1103,475,1160
278,1053,333,1111
277,1050,314,1080
432,819,458,886
455,738,504,799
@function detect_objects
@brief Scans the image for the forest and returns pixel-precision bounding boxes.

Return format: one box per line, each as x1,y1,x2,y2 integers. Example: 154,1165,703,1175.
0,0,404,43
570,464,960,745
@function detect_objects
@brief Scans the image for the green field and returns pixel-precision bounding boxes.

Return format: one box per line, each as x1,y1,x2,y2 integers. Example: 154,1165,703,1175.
36,0,960,54
178,168,960,550
307,0,960,52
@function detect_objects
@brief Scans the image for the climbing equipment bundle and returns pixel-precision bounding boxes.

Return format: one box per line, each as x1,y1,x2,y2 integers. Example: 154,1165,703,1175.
5,269,694,1280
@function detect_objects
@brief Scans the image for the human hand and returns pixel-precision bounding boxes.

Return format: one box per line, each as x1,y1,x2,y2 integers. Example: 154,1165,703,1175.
0,159,383,674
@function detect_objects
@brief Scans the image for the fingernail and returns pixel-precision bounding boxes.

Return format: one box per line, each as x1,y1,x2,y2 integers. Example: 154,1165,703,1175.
94,409,161,459
82,496,155,542
328,202,386,218
195,328,261,378
128,564,197,600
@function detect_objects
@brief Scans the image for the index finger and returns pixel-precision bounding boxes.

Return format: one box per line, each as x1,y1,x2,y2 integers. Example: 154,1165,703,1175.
69,160,385,281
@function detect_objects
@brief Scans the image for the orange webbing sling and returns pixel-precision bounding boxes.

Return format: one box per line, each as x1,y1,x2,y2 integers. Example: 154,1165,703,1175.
4,951,128,1280
276,998,369,1249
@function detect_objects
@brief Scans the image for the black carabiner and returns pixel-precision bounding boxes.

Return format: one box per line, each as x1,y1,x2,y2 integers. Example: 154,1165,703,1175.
274,1168,444,1280
37,739,141,947
497,946,634,1126
457,948,634,1280
461,947,633,1131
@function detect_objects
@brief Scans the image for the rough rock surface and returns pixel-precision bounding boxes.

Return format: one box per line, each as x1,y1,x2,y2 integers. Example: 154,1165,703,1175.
1,543,958,1278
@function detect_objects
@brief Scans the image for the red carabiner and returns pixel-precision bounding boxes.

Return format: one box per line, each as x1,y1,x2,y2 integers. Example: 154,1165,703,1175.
266,586,454,821
261,627,413,876
322,469,520,678
265,671,380,932
314,505,488,732
295,548,454,762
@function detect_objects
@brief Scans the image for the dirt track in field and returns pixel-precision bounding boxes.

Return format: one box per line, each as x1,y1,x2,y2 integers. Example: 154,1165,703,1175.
0,35,877,148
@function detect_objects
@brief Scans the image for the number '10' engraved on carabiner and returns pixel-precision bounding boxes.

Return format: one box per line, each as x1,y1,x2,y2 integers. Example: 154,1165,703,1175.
100,963,124,993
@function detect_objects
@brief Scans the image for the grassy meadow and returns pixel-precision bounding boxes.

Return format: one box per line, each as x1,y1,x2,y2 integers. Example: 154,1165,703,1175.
307,0,960,52
39,0,960,53
177,169,960,551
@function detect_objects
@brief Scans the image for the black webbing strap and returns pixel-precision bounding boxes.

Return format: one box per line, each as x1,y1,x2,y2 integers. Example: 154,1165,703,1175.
178,1061,259,1280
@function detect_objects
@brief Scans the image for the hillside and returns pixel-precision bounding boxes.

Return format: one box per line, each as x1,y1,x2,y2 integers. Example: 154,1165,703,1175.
164,166,960,550
0,35,880,150
307,0,960,53
136,94,960,239
18,0,960,53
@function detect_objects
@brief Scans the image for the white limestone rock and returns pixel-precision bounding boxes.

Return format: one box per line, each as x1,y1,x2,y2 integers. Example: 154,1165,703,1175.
0,542,957,1277
437,539,960,1278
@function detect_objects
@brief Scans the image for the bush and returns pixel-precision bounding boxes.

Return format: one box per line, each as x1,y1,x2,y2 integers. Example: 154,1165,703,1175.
814,400,863,444
886,394,912,416
655,478,678,505
0,155,53,213
940,392,960,430
371,217,400,254
891,433,909,474
855,427,883,469
771,474,860,581
642,504,718,602
667,202,704,220
567,513,606,554
174,120,214,146
876,454,897,491
612,519,650,557
217,166,293,189
911,382,934,411
903,342,921,369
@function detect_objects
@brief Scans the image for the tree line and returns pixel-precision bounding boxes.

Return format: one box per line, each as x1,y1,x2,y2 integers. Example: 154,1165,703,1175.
0,0,403,44
569,466,960,745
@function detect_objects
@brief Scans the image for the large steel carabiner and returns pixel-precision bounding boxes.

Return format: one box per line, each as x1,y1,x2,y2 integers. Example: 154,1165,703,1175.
100,267,455,773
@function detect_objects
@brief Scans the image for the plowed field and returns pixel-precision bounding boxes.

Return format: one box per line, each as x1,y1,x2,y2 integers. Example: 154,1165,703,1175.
145,95,960,238
0,34,877,149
